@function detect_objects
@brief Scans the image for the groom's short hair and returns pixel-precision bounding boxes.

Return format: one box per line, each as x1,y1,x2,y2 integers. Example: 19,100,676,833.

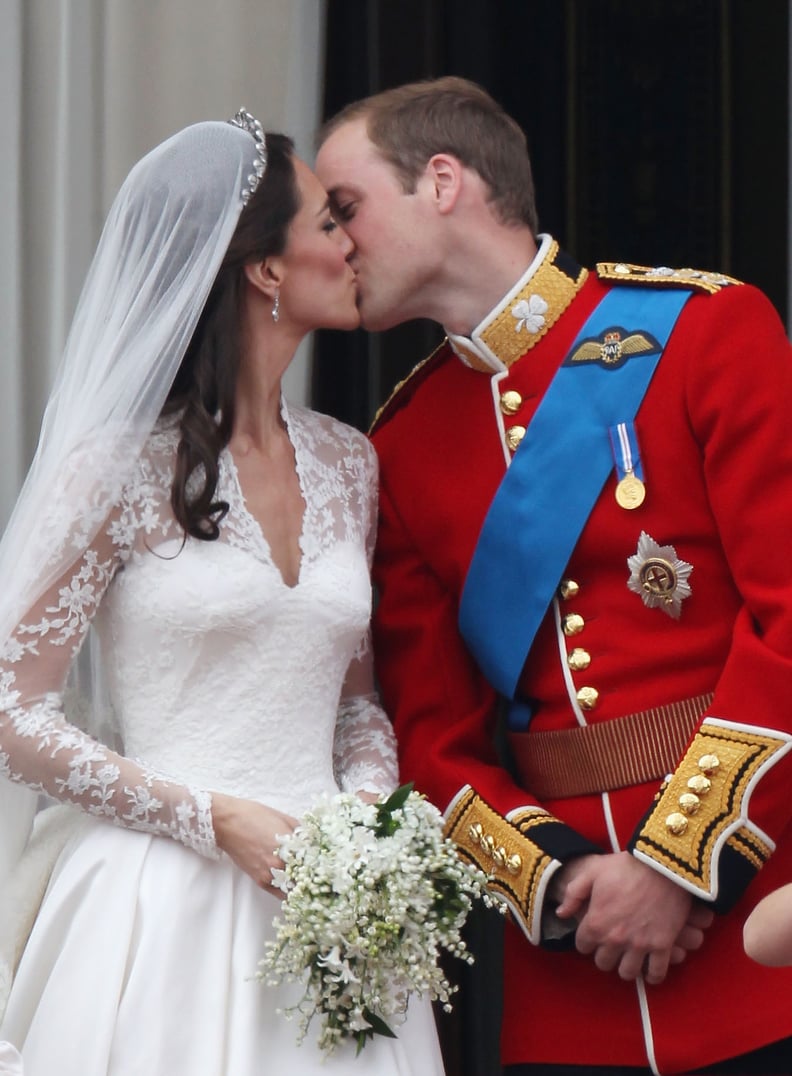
318,76,539,233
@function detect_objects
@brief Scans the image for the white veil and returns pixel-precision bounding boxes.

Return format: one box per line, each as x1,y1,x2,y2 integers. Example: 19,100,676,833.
0,114,267,891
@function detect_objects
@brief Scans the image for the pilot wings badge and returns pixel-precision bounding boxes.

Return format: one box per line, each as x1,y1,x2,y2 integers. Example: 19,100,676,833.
565,326,661,369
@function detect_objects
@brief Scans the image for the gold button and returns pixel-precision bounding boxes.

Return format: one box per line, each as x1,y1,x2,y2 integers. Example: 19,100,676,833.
505,425,526,452
563,613,585,636
678,793,701,816
687,774,712,796
666,812,688,835
567,647,591,671
576,686,599,710
468,822,484,842
698,754,720,775
492,846,506,867
559,579,580,600
506,854,522,875
500,389,523,415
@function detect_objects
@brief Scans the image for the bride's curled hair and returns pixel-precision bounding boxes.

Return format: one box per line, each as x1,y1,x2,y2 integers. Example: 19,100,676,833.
163,132,298,540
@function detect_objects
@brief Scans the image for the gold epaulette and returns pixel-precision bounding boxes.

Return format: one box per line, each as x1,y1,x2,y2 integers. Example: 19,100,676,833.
368,341,449,436
597,261,743,295
632,718,792,905
444,787,559,944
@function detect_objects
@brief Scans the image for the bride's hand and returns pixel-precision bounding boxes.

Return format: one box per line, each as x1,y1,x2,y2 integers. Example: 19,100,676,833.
210,792,299,896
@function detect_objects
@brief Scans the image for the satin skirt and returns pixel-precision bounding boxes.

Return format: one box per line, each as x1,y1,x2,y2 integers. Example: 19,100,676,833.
1,821,445,1075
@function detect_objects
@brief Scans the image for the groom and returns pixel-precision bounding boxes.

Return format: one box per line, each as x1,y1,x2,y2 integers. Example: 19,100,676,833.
316,77,792,1075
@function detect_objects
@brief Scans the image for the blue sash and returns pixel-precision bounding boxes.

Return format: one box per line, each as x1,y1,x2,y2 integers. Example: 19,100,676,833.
458,286,692,703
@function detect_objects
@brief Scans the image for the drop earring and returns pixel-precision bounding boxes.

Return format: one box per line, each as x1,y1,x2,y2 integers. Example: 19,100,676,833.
271,289,280,323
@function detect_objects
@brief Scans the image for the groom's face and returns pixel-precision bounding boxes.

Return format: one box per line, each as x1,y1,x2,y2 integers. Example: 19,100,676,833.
316,119,436,331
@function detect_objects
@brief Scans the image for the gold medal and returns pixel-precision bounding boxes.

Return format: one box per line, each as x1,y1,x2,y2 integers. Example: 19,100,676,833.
615,471,646,509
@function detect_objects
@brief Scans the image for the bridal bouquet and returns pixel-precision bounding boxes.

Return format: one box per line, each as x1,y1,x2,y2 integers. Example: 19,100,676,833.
258,784,497,1056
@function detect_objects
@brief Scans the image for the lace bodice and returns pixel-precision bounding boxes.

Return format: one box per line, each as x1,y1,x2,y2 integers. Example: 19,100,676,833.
0,404,397,858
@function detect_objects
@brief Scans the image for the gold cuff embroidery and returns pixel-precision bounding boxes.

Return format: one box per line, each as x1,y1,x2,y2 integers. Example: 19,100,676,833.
726,825,773,872
633,718,790,899
444,788,557,943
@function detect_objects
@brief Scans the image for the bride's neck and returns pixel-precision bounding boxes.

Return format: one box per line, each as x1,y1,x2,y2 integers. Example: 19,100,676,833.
230,295,307,453
230,343,291,454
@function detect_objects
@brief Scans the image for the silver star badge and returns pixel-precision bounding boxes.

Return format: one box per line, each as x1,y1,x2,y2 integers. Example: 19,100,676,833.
627,531,693,619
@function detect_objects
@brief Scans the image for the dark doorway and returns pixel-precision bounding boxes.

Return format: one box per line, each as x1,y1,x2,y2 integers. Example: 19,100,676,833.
314,0,788,433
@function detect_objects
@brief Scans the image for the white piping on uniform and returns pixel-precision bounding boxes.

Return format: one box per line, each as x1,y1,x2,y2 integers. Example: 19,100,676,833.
491,369,512,469
604,780,660,1073
554,598,588,729
636,978,661,1076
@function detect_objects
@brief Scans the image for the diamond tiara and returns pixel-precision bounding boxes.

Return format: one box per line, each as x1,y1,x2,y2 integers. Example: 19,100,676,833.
228,108,268,204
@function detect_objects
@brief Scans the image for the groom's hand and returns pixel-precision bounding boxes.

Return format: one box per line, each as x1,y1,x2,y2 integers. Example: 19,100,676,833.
554,851,714,984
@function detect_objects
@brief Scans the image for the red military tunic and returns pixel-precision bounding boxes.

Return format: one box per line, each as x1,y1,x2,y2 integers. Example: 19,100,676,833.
371,235,792,1073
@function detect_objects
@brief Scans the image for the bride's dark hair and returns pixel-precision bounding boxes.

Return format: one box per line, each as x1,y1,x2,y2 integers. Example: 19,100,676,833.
162,132,298,540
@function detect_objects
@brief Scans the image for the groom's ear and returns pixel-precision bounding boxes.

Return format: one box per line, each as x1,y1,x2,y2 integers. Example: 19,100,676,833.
425,153,463,214
244,258,283,300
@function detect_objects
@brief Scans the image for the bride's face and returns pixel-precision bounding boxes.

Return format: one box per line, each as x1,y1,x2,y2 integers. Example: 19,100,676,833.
277,158,359,333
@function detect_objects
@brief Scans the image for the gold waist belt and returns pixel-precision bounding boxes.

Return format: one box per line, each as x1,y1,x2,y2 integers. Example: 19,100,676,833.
508,693,714,799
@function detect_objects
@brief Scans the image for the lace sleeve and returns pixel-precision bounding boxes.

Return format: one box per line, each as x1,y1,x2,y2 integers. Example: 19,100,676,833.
332,439,399,797
0,479,217,859
333,686,399,798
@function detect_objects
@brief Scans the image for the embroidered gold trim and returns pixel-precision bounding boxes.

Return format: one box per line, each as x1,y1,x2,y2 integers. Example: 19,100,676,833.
596,261,743,295
444,788,554,942
457,241,588,372
473,243,588,370
509,805,566,836
726,826,773,871
633,719,790,898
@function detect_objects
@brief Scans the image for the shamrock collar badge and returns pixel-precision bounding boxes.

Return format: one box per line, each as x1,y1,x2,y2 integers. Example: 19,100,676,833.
511,294,549,334
627,531,693,619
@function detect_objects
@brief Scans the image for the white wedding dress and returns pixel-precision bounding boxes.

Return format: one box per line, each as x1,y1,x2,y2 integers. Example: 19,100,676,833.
0,403,445,1075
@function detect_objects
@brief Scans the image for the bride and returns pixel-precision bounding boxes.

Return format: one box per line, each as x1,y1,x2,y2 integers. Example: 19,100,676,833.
0,112,445,1074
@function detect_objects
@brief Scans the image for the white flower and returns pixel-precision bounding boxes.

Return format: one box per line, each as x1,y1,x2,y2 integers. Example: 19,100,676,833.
270,867,289,893
511,294,548,334
257,786,498,1056
316,946,360,985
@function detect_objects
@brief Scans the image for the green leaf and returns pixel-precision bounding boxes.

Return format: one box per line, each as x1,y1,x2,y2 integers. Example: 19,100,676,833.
353,1010,398,1056
363,1009,398,1039
354,1030,373,1056
375,782,415,836
380,782,413,814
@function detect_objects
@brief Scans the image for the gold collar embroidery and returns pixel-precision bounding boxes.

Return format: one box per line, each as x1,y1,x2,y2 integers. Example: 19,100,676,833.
448,235,588,373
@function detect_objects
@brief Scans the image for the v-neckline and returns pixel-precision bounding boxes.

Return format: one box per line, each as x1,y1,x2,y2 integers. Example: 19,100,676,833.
224,399,308,590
